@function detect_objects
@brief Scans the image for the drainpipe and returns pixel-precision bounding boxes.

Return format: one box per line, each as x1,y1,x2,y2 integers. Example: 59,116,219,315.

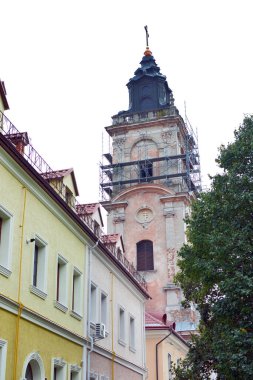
155,328,172,380
86,240,99,380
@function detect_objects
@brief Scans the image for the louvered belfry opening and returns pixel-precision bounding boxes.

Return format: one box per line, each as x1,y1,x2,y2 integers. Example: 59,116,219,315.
137,240,154,271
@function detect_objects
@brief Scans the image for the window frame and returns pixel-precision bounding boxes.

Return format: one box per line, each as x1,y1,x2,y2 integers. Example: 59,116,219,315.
30,234,48,299
54,254,68,313
0,204,13,278
129,314,136,352
52,357,67,380
70,267,83,319
100,290,108,329
0,339,7,380
136,240,154,271
90,282,98,324
69,364,82,380
118,305,126,346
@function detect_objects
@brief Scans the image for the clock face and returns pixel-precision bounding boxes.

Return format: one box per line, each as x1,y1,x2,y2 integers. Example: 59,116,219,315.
159,84,167,105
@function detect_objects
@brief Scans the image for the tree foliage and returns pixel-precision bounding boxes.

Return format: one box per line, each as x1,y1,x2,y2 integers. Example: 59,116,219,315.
174,116,253,379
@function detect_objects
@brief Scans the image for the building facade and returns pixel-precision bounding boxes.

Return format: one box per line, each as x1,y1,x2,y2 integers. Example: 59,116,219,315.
0,85,148,379
100,44,201,333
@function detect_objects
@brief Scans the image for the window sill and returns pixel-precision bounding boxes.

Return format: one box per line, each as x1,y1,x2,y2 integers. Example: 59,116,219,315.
30,285,47,300
54,300,68,313
138,269,157,273
0,264,11,278
70,310,83,321
118,338,126,347
129,346,136,353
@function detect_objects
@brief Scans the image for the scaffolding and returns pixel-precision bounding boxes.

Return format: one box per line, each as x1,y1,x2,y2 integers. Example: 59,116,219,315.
99,108,201,201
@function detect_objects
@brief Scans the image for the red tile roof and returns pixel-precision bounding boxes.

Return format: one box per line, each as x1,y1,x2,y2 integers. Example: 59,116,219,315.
41,168,79,196
145,312,175,328
42,168,74,180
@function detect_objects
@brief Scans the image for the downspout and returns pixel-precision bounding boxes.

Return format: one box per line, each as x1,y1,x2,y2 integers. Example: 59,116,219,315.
87,240,99,380
13,186,27,380
155,328,172,380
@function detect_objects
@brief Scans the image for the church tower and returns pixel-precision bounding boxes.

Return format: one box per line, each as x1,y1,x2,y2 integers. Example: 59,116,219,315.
100,30,201,332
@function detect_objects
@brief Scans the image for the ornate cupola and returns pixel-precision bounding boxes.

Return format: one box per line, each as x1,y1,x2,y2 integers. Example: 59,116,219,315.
126,48,173,113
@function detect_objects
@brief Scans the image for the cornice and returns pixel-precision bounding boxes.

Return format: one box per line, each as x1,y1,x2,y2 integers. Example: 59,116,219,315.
0,294,88,346
105,115,183,136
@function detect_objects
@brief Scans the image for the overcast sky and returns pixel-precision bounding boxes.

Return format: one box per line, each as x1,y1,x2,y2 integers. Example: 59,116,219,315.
1,0,252,203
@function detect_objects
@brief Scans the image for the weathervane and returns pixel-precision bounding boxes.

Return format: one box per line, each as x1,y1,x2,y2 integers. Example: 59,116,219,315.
144,25,149,48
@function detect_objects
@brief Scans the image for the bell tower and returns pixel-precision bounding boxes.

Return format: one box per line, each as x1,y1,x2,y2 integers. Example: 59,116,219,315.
100,29,201,332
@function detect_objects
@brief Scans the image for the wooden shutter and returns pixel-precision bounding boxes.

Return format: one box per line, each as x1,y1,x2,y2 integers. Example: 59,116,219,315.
137,240,154,271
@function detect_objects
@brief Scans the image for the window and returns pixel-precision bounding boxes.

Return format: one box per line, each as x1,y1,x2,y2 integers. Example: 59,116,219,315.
139,161,153,181
0,205,13,277
25,363,33,380
71,267,82,317
136,240,154,271
118,306,125,345
55,255,68,312
168,353,172,380
69,364,81,380
21,352,45,379
0,339,7,380
129,316,135,351
89,372,98,380
30,235,47,299
90,283,97,323
100,291,107,327
52,358,67,380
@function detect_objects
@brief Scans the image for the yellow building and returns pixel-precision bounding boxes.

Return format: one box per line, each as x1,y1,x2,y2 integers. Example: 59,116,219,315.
145,313,189,380
0,112,87,378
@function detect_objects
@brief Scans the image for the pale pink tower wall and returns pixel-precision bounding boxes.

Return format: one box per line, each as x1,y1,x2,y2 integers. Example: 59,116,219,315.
100,45,201,330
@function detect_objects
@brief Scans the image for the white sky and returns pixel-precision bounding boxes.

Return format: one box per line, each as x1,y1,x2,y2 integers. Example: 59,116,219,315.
1,0,252,203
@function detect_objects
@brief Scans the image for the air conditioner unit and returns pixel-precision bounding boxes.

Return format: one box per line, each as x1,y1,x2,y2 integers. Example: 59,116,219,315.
95,323,106,339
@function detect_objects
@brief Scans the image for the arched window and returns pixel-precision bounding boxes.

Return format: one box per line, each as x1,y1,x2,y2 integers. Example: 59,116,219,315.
136,240,154,271
25,363,33,380
21,352,45,380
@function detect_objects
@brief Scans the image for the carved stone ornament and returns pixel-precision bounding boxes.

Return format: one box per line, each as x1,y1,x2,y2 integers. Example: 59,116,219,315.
136,206,154,228
113,137,126,149
167,248,176,282
161,128,176,147
113,210,125,224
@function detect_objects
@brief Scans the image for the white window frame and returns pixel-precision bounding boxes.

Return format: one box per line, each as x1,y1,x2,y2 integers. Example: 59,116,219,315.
0,205,13,278
90,282,97,324
118,305,126,346
69,364,81,380
100,291,108,329
70,267,83,320
129,314,136,352
52,357,67,380
54,255,68,313
89,372,98,380
30,234,48,299
21,352,45,380
0,339,7,380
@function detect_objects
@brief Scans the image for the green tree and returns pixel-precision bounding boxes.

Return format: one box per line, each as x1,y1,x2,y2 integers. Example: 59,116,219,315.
174,116,253,379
